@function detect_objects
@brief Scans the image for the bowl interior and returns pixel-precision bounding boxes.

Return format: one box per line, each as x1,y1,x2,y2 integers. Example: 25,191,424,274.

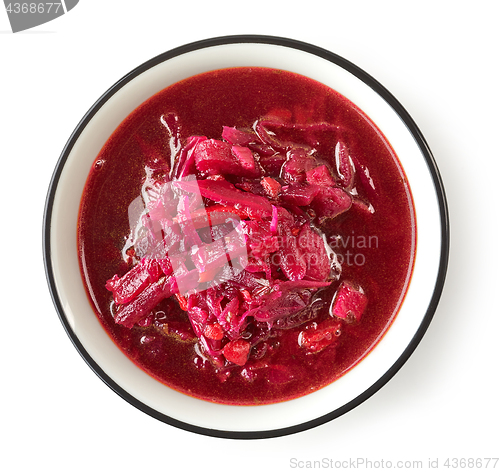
46,38,446,436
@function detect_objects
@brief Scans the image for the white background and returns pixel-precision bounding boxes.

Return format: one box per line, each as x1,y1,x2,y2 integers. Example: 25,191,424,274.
1,1,498,471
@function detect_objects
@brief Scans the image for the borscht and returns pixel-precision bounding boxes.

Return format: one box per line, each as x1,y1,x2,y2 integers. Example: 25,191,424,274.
77,67,416,405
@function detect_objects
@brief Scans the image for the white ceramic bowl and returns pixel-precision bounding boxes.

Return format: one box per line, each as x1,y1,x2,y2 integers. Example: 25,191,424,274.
43,35,449,439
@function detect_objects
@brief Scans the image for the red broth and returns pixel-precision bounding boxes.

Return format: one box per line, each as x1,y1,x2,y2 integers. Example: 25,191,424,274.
78,67,415,405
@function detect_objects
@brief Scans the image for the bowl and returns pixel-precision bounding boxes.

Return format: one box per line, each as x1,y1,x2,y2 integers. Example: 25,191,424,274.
43,35,449,439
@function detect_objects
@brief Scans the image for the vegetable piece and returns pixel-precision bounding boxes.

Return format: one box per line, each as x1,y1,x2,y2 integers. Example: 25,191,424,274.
261,177,281,198
306,165,336,187
280,182,320,206
176,195,203,247
281,149,316,183
311,186,352,220
178,178,273,219
157,257,173,277
243,220,278,260
334,141,355,188
223,339,251,366
255,117,343,152
191,238,230,281
176,135,207,178
147,193,177,223
297,225,331,282
139,212,183,260
250,280,331,322
170,267,203,297
204,323,224,341
175,293,189,311
231,145,259,177
257,153,287,174
276,207,306,281
331,282,368,322
270,205,278,233
177,204,248,229
114,277,172,328
106,259,161,304
221,126,255,146
194,139,235,175
194,139,258,177
299,319,342,353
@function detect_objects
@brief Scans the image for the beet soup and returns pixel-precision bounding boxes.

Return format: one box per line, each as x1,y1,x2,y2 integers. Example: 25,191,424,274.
77,67,416,405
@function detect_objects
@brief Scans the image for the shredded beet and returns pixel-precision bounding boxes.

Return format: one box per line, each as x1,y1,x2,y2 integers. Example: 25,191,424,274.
106,113,370,375
331,282,368,322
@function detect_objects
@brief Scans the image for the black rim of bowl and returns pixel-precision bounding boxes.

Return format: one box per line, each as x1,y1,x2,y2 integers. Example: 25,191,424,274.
43,34,450,440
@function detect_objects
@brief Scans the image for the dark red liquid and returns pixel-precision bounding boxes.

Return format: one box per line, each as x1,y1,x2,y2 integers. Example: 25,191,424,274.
78,67,415,405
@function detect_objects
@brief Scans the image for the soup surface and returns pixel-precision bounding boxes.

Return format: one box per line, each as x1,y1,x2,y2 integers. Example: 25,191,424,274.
78,67,415,405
